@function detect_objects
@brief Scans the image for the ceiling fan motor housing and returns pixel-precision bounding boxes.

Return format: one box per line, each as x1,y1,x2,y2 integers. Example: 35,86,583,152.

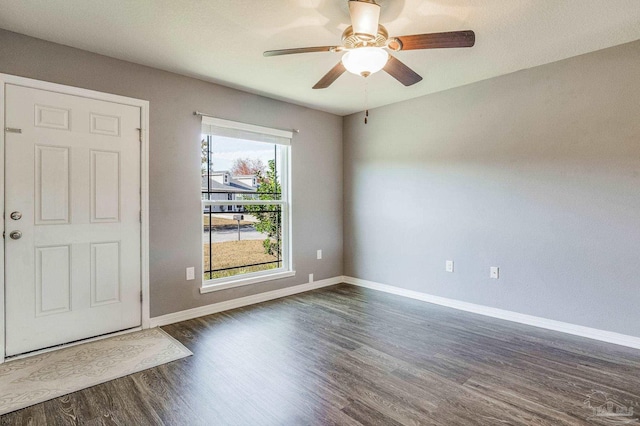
348,0,383,43
342,25,388,48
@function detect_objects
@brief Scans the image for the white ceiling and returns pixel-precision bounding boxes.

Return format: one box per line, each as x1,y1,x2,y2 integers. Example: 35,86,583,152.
1,0,639,116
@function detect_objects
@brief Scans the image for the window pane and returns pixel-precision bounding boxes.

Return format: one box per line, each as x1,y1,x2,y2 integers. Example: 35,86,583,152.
202,136,282,201
203,206,282,280
202,133,288,283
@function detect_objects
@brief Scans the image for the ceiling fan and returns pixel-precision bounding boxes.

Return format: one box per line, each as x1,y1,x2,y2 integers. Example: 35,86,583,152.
264,0,475,89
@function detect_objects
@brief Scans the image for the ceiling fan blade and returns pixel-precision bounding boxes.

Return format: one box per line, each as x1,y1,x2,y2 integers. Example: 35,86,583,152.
383,55,423,86
348,0,381,40
392,30,475,51
263,46,340,57
313,62,347,89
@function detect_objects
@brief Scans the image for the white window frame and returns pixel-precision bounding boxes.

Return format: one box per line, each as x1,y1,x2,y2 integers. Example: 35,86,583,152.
200,117,294,293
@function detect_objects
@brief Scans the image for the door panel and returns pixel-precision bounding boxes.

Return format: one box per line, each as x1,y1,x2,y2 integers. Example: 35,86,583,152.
5,84,142,356
91,150,120,222
36,145,70,224
36,245,71,316
90,241,121,306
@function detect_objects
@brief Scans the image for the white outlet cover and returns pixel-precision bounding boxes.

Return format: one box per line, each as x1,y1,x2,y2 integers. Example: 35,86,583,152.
490,267,499,279
186,267,195,280
317,249,322,260
309,273,314,283
445,260,454,272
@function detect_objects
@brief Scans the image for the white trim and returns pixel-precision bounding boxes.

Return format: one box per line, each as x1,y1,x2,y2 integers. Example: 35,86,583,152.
201,270,296,293
282,143,292,278
343,276,640,350
201,115,293,140
0,74,151,363
152,276,342,327
139,102,151,330
0,79,5,364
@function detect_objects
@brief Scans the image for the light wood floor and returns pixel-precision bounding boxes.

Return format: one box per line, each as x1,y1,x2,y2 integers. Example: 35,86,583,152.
3,284,640,425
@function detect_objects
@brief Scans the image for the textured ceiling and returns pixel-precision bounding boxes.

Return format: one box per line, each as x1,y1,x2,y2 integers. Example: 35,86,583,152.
1,0,639,115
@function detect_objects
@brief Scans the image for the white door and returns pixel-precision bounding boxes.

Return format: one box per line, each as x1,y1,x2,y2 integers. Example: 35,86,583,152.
5,84,142,356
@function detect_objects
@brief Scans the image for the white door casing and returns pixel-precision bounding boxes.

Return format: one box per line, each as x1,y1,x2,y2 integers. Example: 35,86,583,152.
2,77,150,358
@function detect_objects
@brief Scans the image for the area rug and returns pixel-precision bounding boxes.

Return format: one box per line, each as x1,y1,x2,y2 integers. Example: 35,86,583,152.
0,328,192,415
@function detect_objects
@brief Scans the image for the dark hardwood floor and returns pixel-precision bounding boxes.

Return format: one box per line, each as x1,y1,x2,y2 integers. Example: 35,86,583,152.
3,283,640,425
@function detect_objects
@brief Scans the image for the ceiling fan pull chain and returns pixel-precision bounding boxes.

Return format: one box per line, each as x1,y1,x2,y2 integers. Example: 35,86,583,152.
364,79,369,124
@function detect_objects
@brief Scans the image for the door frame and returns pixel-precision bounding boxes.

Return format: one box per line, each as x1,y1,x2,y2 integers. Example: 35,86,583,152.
0,73,151,363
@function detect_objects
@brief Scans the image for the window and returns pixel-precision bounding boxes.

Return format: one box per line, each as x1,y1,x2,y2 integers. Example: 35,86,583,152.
201,116,293,292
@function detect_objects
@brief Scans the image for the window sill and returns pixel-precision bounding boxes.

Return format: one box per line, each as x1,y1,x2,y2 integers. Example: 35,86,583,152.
200,270,296,294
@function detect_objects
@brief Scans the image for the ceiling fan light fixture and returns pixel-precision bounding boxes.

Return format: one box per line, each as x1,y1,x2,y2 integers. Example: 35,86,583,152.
263,1,475,89
341,47,389,77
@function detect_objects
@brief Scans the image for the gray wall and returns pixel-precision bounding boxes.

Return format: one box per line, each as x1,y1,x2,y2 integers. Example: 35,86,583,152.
344,40,640,338
2,27,639,338
0,29,343,318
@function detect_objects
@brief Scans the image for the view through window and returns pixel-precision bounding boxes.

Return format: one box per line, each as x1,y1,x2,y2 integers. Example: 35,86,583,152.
202,129,290,284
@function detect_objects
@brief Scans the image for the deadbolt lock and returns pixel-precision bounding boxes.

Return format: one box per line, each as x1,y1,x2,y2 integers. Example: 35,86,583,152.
10,211,22,220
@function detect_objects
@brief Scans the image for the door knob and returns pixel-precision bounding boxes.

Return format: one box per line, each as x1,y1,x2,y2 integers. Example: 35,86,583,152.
10,211,22,220
9,231,22,240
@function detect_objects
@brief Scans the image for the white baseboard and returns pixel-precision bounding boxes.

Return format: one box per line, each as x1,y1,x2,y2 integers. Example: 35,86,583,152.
149,276,343,328
151,274,640,350
343,276,640,350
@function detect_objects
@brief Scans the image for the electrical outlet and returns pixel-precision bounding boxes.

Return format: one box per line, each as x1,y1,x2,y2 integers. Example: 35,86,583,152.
490,267,499,279
309,273,314,283
186,267,195,280
445,260,454,273
317,249,322,260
